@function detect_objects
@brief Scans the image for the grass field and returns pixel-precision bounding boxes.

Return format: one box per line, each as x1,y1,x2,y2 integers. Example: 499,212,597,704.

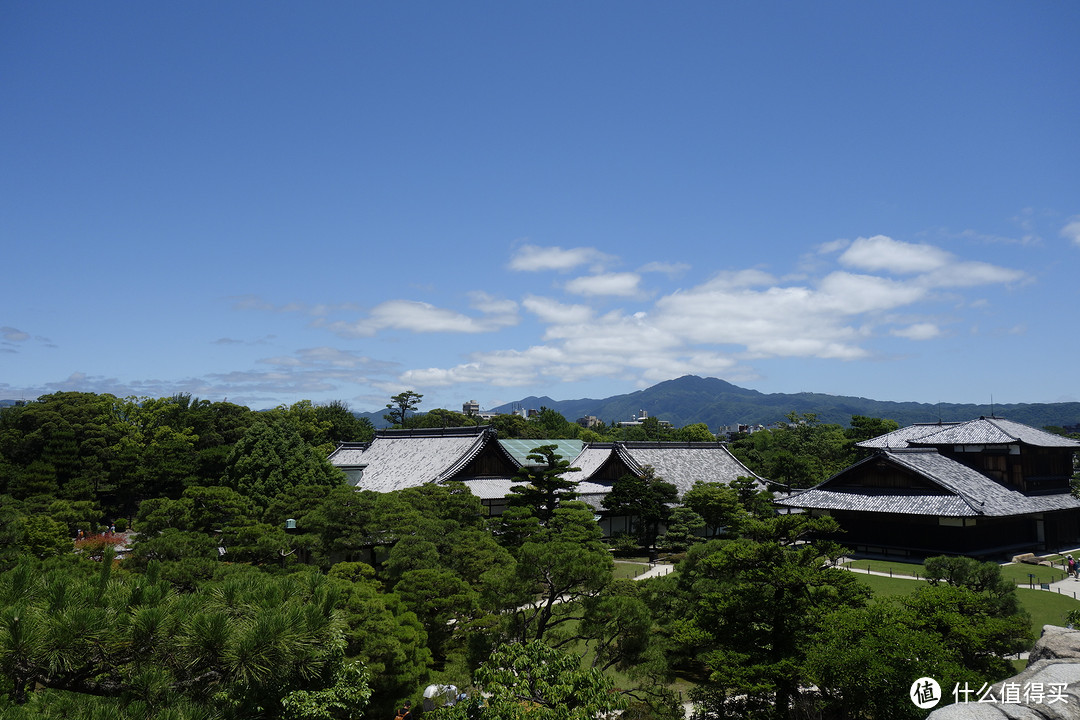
850,573,1080,641
612,561,649,580
1001,563,1068,585
841,558,926,578
841,558,1069,585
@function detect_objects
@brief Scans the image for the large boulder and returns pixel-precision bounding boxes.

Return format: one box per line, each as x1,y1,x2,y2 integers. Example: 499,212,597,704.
926,626,1080,719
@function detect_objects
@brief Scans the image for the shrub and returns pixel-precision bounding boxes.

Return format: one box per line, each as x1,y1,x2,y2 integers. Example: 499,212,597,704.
609,533,640,557
74,533,126,561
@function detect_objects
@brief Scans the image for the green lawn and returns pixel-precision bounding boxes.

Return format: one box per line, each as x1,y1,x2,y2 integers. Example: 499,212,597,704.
1001,562,1068,585
850,573,1080,641
613,561,649,580
841,558,1069,585
841,558,926,578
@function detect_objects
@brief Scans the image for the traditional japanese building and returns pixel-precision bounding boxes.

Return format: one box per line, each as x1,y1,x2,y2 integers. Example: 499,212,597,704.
777,417,1080,558
327,427,764,534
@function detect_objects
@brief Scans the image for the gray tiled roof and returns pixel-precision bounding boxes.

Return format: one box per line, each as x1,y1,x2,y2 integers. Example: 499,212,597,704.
858,418,1080,449
914,417,1080,448
779,448,1080,517
562,446,620,485
326,442,370,467
857,423,962,449
778,488,974,516
562,442,765,497
619,442,765,496
456,476,610,504
455,477,518,501
327,427,493,493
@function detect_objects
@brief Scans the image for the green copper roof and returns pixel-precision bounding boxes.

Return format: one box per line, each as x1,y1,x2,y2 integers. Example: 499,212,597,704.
498,439,584,467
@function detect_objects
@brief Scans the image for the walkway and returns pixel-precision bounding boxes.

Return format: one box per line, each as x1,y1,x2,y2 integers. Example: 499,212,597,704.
836,553,1080,600
636,562,675,580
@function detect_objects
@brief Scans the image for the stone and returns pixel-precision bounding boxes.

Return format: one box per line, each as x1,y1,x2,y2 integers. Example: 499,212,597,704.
1030,626,1080,664
926,626,1080,719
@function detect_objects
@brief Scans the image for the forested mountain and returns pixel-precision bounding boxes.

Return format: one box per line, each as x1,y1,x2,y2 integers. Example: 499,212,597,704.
10,377,1079,431
486,375,1080,430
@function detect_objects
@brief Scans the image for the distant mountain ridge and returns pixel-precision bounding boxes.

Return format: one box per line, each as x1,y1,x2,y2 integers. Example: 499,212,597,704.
7,378,1076,431
484,376,1080,430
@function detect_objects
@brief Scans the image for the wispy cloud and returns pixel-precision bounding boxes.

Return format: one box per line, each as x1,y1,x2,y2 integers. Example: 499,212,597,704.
891,323,942,340
564,272,642,297
639,261,690,277
212,335,276,346
1062,218,1080,248
320,297,519,338
522,296,594,325
2,326,30,342
27,234,1028,408
230,295,361,316
392,235,1030,390
837,235,952,274
508,243,615,272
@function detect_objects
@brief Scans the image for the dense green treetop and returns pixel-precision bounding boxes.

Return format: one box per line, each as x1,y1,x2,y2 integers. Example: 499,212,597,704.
506,445,581,525
0,559,370,719
220,420,344,511
433,641,627,720
602,466,678,552
384,391,423,428
728,412,856,488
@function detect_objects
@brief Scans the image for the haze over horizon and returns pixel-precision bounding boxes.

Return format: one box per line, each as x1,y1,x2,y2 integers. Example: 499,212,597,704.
3,3,1078,412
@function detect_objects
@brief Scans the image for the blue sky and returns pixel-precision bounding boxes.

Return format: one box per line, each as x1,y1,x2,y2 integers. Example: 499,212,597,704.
3,2,1079,414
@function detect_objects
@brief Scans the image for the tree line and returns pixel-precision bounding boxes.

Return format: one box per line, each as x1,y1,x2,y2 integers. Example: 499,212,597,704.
0,392,1039,719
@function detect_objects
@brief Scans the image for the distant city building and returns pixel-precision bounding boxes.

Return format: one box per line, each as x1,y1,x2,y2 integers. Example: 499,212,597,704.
615,409,672,429
460,399,498,420
577,415,602,428
717,423,782,440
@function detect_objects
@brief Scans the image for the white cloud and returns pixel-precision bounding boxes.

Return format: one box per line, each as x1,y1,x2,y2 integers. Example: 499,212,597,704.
206,234,1034,404
1061,218,1080,248
835,235,1026,289
1,326,30,342
817,238,850,255
564,272,642,297
522,296,594,324
639,261,691,277
653,280,869,359
468,291,518,317
231,295,359,316
838,235,952,274
891,323,942,340
817,272,926,313
920,261,1026,288
704,269,778,289
508,244,615,272
323,299,519,337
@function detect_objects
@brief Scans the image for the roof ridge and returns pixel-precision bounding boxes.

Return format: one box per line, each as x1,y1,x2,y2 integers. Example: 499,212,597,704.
883,449,986,515
436,431,500,482
376,425,490,439
981,416,1021,442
